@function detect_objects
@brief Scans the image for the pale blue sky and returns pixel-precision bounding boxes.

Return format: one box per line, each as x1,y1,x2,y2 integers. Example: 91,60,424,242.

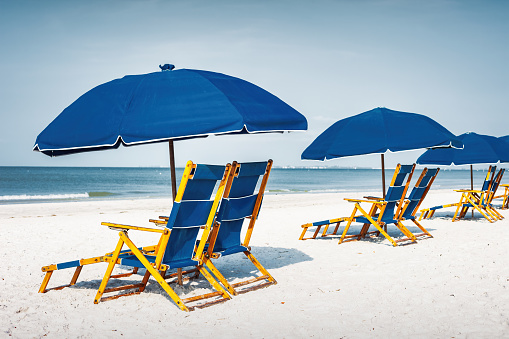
1,0,507,168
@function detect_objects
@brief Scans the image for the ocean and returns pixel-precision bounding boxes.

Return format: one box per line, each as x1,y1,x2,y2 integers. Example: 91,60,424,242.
0,166,498,204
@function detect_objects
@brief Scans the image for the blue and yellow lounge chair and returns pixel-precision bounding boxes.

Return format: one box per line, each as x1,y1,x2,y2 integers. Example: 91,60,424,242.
299,164,417,246
339,164,417,246
200,160,277,295
454,168,505,222
396,167,440,239
40,161,232,311
419,166,498,222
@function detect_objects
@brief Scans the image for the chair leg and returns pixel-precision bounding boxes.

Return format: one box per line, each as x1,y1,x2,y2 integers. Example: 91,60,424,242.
118,233,191,311
39,271,53,293
411,219,433,238
452,196,465,222
138,270,151,293
339,206,358,244
394,222,417,243
203,259,237,296
94,237,125,304
244,251,277,285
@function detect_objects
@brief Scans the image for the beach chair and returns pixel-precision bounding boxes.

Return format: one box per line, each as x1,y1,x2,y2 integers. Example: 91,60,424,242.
453,168,505,222
419,165,496,221
298,165,416,245
200,160,277,295
40,161,232,311
299,217,350,240
396,167,440,239
485,169,505,218
339,164,417,246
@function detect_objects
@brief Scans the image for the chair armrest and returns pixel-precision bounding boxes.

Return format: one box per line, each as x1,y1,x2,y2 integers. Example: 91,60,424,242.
344,198,384,204
101,222,166,233
454,189,484,193
363,196,384,201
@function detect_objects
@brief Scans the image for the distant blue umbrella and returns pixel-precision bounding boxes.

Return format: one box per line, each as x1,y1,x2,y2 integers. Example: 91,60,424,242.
34,64,308,199
417,132,509,189
417,132,509,165
302,107,461,196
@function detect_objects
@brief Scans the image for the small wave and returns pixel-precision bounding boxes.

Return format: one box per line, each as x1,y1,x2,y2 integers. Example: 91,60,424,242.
88,191,117,197
0,193,90,201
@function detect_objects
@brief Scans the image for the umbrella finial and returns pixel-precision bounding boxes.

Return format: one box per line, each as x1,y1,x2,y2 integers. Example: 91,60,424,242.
159,64,175,71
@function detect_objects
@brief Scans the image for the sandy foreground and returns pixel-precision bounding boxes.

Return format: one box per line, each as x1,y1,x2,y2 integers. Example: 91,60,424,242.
1,189,509,338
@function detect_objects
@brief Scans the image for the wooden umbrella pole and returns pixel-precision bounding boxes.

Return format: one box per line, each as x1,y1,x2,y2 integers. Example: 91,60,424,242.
381,154,386,199
470,164,473,190
169,140,177,201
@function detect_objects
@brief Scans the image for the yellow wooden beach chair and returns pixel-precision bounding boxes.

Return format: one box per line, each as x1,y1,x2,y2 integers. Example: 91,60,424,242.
339,164,417,246
396,167,440,240
453,168,505,222
299,164,417,246
199,160,277,295
40,161,232,311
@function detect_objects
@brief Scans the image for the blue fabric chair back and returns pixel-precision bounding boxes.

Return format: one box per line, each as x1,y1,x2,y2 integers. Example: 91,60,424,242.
380,164,414,223
401,168,439,219
162,164,226,264
481,166,496,191
213,161,269,254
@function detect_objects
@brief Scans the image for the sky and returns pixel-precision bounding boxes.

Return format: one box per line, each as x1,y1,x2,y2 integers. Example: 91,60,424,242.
1,0,508,169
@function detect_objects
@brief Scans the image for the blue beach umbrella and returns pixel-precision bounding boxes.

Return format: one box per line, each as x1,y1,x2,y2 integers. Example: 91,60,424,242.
417,132,509,189
34,64,308,199
302,107,461,196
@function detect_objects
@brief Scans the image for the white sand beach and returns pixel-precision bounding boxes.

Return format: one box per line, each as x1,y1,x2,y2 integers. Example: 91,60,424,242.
1,189,509,338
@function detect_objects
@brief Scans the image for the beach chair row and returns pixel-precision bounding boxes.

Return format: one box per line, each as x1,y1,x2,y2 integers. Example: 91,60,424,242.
39,160,276,312
299,164,439,246
300,164,507,246
418,165,505,223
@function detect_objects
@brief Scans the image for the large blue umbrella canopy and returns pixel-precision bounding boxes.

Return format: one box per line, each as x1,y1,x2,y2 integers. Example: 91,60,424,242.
301,107,461,196
34,64,307,199
34,65,307,156
417,132,509,165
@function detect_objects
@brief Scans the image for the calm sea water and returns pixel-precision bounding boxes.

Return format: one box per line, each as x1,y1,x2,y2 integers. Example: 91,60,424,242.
0,166,500,204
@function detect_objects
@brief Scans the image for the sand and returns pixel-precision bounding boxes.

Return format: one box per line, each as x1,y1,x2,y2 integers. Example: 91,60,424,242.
1,189,509,338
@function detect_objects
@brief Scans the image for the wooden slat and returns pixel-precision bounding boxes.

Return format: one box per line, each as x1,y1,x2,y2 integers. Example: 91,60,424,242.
231,275,269,288
100,291,141,302
104,283,145,293
236,281,273,294
181,291,223,303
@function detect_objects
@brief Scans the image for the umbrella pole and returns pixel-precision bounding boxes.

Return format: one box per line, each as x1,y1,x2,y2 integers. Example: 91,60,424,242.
381,154,386,199
169,140,177,201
